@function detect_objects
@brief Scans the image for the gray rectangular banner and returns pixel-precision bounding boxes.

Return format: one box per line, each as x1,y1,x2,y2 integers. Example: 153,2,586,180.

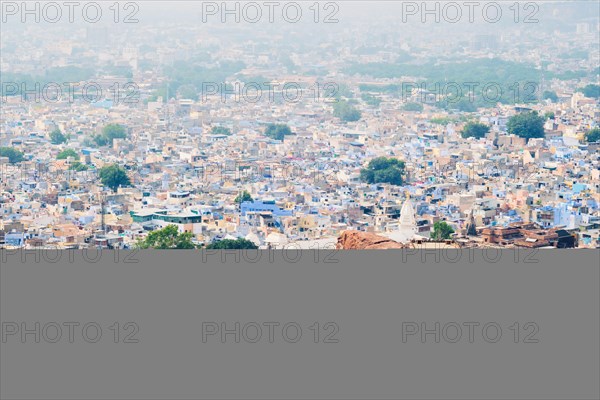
1,250,599,399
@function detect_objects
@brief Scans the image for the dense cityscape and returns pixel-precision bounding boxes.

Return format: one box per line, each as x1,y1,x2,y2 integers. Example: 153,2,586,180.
1,1,599,249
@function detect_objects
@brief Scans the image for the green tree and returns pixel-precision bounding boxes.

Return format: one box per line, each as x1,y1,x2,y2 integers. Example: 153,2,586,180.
442,98,477,112
99,124,127,146
99,164,131,192
147,85,172,103
0,147,25,164
507,111,545,141
82,136,97,148
333,100,362,122
211,126,232,136
264,124,293,141
360,157,405,186
361,93,382,107
234,190,253,204
403,102,424,112
461,122,490,139
69,161,88,171
137,225,196,249
333,83,354,99
542,91,558,102
56,149,79,160
430,221,455,240
455,99,477,112
49,129,67,145
584,128,600,143
578,84,600,99
206,238,258,249
177,84,198,100
543,111,555,120
93,134,108,147
430,117,453,125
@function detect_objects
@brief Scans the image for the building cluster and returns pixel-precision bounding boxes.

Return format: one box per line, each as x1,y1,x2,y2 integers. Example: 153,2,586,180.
1,11,598,249
1,83,598,250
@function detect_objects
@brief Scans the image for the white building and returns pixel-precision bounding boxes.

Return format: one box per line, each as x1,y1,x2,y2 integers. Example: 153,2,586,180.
387,197,417,244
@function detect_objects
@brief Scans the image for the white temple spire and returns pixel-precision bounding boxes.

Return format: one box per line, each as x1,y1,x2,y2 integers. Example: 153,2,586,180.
388,193,417,244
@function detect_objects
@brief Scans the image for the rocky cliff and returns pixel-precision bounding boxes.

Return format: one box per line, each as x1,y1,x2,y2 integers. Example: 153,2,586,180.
336,231,405,249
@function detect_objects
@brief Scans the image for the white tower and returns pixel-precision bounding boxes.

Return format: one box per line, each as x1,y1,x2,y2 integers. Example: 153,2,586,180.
388,194,417,243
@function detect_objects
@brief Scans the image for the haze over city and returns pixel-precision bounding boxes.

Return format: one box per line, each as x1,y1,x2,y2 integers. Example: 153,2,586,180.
1,1,599,249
